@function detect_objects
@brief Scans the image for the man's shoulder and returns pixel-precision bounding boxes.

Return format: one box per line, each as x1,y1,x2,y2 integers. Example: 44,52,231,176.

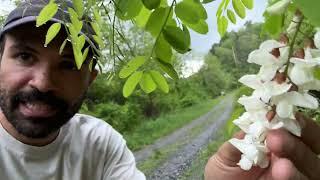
65,113,125,149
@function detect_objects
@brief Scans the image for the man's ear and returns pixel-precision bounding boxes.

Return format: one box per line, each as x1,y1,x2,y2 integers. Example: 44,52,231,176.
89,69,98,85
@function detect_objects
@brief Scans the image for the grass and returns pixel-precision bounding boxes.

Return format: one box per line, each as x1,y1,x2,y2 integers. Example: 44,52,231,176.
124,96,224,151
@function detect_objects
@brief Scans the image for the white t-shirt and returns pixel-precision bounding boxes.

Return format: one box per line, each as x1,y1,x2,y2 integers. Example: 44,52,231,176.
0,114,145,180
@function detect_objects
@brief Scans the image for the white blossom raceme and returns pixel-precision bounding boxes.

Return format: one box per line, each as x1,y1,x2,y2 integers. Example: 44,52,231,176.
229,31,320,171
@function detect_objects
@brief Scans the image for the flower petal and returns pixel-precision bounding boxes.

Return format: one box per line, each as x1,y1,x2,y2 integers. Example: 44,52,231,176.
233,112,252,132
276,99,293,118
238,95,267,112
259,40,284,51
248,50,278,66
287,92,319,109
282,118,301,136
238,155,253,171
314,31,320,49
239,75,262,89
258,65,278,82
289,64,314,85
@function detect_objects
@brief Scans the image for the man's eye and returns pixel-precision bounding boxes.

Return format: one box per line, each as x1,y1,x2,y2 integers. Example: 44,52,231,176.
60,61,78,71
15,52,33,63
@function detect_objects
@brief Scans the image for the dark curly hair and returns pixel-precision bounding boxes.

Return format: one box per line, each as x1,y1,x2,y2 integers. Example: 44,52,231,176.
0,36,5,60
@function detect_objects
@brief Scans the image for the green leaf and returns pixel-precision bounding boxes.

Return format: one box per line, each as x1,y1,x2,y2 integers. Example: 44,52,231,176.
93,8,102,25
91,22,102,37
142,0,161,10
216,0,225,17
202,0,215,3
146,7,172,37
139,72,157,93
191,0,208,20
232,0,246,19
218,16,228,36
185,19,208,34
183,25,191,50
82,47,89,62
175,1,200,24
87,0,95,7
150,70,169,93
314,67,320,80
135,6,151,28
227,9,236,24
89,59,93,72
157,59,179,80
115,0,143,20
45,23,61,47
78,35,86,50
68,8,83,34
123,71,143,97
59,38,68,55
119,56,147,78
241,0,253,9
93,35,104,49
262,12,284,37
36,2,58,27
293,0,320,27
73,48,84,69
163,25,190,53
155,35,172,63
72,0,84,18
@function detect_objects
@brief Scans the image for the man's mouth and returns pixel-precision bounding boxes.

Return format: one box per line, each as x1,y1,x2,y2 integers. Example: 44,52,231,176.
19,101,58,118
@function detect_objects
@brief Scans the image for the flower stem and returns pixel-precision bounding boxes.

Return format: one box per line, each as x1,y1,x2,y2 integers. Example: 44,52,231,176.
284,16,304,75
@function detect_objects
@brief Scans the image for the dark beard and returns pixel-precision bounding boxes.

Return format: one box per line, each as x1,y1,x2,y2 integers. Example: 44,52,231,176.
0,88,85,139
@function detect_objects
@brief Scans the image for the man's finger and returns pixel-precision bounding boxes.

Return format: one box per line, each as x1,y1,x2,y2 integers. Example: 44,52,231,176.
271,158,308,180
295,113,320,154
267,129,320,179
214,131,245,167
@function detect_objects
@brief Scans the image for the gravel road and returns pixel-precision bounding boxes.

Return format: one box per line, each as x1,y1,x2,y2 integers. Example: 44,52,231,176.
134,95,235,179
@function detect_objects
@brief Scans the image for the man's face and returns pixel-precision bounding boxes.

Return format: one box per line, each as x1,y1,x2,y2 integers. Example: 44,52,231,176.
0,23,97,138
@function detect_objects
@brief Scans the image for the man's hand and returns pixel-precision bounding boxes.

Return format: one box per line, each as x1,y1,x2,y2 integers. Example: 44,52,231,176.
204,113,320,180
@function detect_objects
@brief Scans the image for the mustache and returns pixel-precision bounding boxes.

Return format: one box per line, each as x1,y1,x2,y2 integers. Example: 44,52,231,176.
12,89,68,110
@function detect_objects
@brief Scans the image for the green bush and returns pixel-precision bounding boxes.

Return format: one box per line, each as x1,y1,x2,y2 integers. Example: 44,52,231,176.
94,102,142,133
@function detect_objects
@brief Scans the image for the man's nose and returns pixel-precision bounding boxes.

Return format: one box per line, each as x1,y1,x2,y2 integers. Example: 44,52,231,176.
28,68,58,93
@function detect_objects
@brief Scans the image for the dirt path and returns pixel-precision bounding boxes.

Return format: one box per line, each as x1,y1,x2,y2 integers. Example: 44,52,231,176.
134,95,235,179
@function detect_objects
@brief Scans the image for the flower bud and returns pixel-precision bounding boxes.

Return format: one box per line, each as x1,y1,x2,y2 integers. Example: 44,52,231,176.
304,38,316,49
293,48,305,59
266,0,291,15
286,10,303,36
273,72,287,84
266,110,276,122
270,48,281,58
279,33,289,44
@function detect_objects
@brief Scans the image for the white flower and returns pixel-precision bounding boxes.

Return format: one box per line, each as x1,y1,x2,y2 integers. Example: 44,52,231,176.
271,115,302,136
305,47,320,59
314,30,320,49
229,135,269,170
248,40,289,81
289,57,320,90
287,13,303,35
272,91,319,119
234,111,284,141
239,74,292,102
238,94,268,112
266,0,291,15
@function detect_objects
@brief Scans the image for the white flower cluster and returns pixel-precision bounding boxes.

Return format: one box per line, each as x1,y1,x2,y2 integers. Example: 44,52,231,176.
229,33,320,170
